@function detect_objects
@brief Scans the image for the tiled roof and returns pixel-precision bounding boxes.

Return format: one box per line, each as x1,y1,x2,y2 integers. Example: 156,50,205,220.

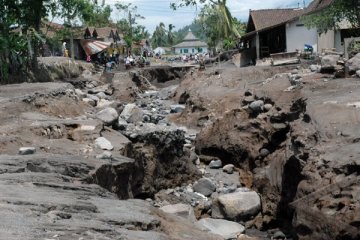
173,30,207,48
93,27,114,39
183,31,197,41
247,0,334,33
249,8,305,32
305,0,334,14
173,40,208,48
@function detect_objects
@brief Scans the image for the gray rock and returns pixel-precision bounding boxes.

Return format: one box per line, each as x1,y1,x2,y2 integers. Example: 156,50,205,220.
86,94,100,103
193,178,216,197
96,99,114,109
116,118,129,130
170,104,186,113
263,104,273,111
96,151,112,159
196,218,245,239
273,231,286,239
346,53,360,74
260,148,270,157
18,147,36,155
75,88,86,98
223,164,235,174
190,152,199,164
249,100,264,113
96,92,109,100
289,74,302,86
212,190,261,220
120,103,137,121
209,159,222,169
95,137,114,150
88,84,113,95
160,203,196,222
82,97,96,107
96,107,119,126
310,64,321,72
321,55,340,71
356,70,360,78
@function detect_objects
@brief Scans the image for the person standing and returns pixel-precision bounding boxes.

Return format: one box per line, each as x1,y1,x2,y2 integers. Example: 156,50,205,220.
62,42,67,57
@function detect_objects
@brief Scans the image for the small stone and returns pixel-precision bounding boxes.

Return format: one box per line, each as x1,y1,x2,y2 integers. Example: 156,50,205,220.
356,70,360,78
96,151,112,159
170,104,185,113
95,137,113,150
310,64,320,72
263,104,273,111
160,204,196,222
249,100,264,113
259,148,270,157
190,152,199,164
193,178,216,197
19,147,36,155
195,218,245,239
223,164,235,174
273,230,286,239
82,98,96,107
209,159,222,169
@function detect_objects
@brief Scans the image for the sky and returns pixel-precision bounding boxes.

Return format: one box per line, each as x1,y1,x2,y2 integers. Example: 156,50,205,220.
106,0,314,33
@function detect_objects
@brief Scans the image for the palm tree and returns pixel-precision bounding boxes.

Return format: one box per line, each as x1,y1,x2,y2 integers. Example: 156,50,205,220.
215,0,240,38
152,22,166,48
167,24,175,46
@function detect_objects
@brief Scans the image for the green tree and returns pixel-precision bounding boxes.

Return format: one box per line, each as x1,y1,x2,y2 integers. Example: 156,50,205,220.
302,0,360,34
171,0,240,38
57,0,84,60
168,24,176,46
79,0,112,27
115,2,145,50
152,22,166,48
20,0,56,69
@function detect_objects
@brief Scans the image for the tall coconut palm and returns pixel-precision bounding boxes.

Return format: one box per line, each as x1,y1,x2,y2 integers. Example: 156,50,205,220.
172,0,241,38
167,24,175,46
152,22,166,48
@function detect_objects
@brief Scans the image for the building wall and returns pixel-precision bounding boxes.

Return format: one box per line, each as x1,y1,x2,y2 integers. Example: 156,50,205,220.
286,19,318,53
335,30,343,53
174,47,208,54
318,30,335,52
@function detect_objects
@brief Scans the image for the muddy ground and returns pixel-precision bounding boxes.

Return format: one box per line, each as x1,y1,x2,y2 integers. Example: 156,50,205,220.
0,58,359,240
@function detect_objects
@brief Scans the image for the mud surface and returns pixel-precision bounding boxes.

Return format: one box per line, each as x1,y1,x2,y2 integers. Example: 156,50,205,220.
1,58,359,240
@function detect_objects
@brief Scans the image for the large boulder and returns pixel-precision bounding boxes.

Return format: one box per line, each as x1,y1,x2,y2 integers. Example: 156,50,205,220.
193,178,216,197
96,107,119,126
212,190,261,221
120,103,143,123
346,53,360,74
321,55,340,72
196,218,245,239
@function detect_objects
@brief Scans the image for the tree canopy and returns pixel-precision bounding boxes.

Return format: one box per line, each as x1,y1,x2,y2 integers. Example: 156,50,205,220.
302,0,360,34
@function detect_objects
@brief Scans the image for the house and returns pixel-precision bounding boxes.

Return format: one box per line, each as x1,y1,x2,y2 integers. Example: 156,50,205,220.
173,30,208,55
153,47,171,55
239,0,359,66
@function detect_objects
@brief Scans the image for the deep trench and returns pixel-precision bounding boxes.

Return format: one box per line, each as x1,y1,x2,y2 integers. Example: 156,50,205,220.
92,66,311,239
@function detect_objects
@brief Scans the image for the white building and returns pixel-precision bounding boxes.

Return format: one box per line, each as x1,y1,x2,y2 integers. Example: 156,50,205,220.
173,30,208,55
239,0,359,66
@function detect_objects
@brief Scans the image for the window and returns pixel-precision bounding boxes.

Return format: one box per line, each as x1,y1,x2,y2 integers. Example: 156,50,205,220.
296,23,304,27
184,49,188,53
192,48,195,53
198,48,203,53
180,49,182,53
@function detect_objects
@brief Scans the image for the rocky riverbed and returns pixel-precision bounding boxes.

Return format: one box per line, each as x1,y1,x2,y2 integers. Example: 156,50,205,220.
0,56,359,240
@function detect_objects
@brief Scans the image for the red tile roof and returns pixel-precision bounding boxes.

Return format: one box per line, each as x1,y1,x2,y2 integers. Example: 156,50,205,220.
249,8,304,32
246,0,334,33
